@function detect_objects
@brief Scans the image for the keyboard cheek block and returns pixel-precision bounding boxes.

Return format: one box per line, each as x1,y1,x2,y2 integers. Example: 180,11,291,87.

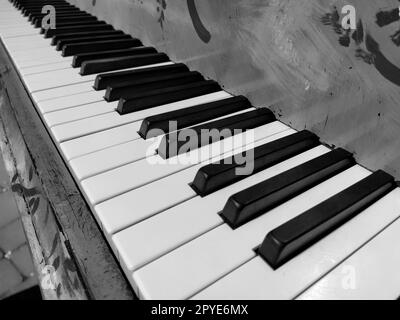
259,170,395,269
220,149,355,229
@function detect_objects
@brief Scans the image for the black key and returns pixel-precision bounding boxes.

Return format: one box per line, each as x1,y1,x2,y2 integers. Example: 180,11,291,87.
28,10,76,18
26,6,79,13
221,148,355,229
51,30,123,45
50,15,97,23
47,14,96,21
56,34,131,51
259,170,395,269
139,96,251,139
23,4,72,14
32,11,93,28
42,20,107,34
32,12,91,24
94,63,188,90
36,15,97,28
19,0,68,4
117,80,220,115
44,24,114,38
21,3,73,9
192,131,320,197
17,0,55,9
21,2,69,7
17,2,76,13
158,108,276,159
29,8,82,19
45,17,99,26
105,71,204,102
24,6,75,16
41,19,105,33
62,38,141,56
80,52,169,75
73,47,157,68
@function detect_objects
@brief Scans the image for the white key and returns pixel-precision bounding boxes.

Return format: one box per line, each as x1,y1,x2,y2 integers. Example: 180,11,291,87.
92,125,292,234
52,111,141,143
0,17,30,24
11,48,63,64
0,17,29,24
60,122,145,161
69,108,255,180
37,90,105,114
0,7,21,13
32,82,95,102
96,163,197,235
132,165,370,300
0,26,38,38
76,136,162,181
11,46,62,61
4,35,50,47
44,100,117,127
0,21,27,26
0,7,23,12
297,189,400,300
53,91,232,143
22,61,174,92
23,68,96,92
108,143,323,266
21,61,72,76
112,130,321,271
32,62,173,102
80,120,286,205
0,15,29,22
2,34,51,51
194,182,400,301
0,18,25,24
0,12,29,18
16,56,73,69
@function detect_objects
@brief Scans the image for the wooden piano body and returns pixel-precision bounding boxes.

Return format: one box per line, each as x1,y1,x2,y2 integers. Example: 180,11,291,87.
1,0,400,299
0,14,134,300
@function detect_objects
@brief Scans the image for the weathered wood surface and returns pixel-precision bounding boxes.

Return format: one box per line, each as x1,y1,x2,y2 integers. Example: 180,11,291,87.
68,0,400,179
0,91,88,300
0,39,135,300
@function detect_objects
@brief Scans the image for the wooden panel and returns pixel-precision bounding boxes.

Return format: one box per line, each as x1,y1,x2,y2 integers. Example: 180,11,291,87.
68,0,400,179
0,39,135,300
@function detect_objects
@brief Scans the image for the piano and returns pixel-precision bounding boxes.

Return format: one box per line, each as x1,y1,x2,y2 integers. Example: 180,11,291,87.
1,0,400,300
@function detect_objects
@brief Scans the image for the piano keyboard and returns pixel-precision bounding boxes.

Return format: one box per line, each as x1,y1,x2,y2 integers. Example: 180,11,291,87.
1,0,400,300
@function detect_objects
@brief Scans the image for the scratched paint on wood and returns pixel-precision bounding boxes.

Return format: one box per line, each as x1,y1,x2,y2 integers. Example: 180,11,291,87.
67,0,400,178
0,39,135,300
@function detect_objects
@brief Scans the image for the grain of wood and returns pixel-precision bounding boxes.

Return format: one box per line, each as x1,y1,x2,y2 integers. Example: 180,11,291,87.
0,38,134,300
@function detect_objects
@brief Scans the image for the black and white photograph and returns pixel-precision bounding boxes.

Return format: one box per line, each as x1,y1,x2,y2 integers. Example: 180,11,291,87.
0,0,400,307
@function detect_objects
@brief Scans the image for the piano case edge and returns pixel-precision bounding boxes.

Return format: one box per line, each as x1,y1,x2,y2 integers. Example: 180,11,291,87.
0,39,135,300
